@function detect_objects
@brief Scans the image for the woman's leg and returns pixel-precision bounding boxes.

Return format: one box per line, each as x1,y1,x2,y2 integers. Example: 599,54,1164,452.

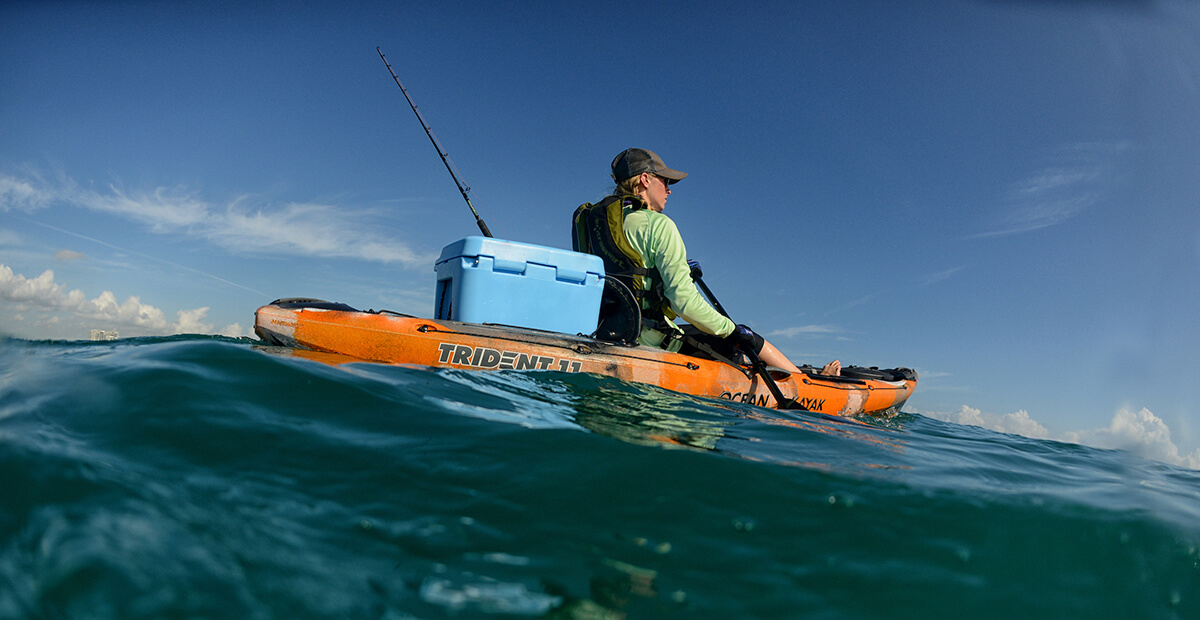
759,340,840,376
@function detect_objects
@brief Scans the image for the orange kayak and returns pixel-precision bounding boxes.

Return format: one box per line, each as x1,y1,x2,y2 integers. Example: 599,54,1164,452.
254,298,917,416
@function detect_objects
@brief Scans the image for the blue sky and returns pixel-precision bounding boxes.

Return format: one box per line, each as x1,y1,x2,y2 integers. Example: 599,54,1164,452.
3,1,1199,465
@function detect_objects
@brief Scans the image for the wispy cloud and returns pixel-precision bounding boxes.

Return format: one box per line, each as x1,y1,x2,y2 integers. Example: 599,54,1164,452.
0,228,22,247
0,264,247,337
218,199,430,264
77,183,210,231
971,141,1131,238
24,218,265,296
0,172,55,211
766,324,839,339
920,266,966,287
822,293,876,318
1,171,436,267
54,249,86,261
921,404,1200,470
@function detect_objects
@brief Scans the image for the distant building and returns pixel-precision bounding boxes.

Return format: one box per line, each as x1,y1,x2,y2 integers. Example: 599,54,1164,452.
89,329,119,341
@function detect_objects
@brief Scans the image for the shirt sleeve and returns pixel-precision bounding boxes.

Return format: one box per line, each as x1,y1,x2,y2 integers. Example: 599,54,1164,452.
643,214,736,338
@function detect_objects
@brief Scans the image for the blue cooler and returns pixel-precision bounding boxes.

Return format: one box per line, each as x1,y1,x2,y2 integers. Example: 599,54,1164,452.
435,237,605,334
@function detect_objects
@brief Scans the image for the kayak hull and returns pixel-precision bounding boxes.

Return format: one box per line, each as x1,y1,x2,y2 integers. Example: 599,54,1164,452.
254,299,916,415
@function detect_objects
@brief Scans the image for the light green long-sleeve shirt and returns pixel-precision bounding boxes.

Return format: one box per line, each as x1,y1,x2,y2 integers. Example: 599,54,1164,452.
622,206,735,349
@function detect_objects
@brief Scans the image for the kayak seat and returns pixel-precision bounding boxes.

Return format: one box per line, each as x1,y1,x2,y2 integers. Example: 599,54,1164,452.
592,276,641,345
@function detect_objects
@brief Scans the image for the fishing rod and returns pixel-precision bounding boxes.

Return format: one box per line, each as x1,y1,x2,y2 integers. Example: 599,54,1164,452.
377,47,493,238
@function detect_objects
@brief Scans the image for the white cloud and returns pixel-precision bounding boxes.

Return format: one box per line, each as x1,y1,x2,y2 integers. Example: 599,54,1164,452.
0,264,233,337
0,264,73,307
767,325,838,338
168,308,250,337
997,409,1053,440
922,404,1200,469
0,171,435,267
82,290,169,328
1063,408,1200,470
923,405,1051,439
218,323,251,338
170,306,214,334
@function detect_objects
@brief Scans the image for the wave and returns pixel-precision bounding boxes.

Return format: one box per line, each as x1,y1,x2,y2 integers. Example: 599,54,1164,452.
2,336,1198,618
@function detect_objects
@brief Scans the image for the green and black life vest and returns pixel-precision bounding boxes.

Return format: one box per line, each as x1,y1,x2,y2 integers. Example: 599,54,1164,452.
572,195,676,342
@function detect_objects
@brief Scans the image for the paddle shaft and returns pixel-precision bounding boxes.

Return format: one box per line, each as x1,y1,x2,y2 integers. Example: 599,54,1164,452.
689,266,793,409
377,47,493,238
691,272,730,318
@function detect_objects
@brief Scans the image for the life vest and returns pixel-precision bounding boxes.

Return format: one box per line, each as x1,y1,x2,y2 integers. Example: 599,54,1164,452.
572,195,677,340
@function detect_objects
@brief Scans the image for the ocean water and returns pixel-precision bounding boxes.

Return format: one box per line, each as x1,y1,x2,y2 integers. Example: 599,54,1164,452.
2,336,1198,619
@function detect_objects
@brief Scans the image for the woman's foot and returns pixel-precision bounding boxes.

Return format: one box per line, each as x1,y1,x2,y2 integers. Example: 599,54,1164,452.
820,360,841,376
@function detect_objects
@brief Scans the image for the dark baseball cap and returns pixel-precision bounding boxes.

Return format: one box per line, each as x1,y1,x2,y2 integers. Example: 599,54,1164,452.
611,148,687,184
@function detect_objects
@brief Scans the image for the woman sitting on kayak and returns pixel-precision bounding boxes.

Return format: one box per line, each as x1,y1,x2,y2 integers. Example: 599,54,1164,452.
586,147,840,377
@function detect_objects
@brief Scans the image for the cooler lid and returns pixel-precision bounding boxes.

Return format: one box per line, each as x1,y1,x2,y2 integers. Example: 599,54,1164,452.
436,236,603,277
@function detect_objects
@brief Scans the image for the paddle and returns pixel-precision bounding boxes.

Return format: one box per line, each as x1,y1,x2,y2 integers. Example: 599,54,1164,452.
689,262,794,409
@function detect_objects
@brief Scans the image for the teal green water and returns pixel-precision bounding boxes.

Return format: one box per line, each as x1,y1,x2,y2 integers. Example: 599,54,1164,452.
2,336,1198,619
